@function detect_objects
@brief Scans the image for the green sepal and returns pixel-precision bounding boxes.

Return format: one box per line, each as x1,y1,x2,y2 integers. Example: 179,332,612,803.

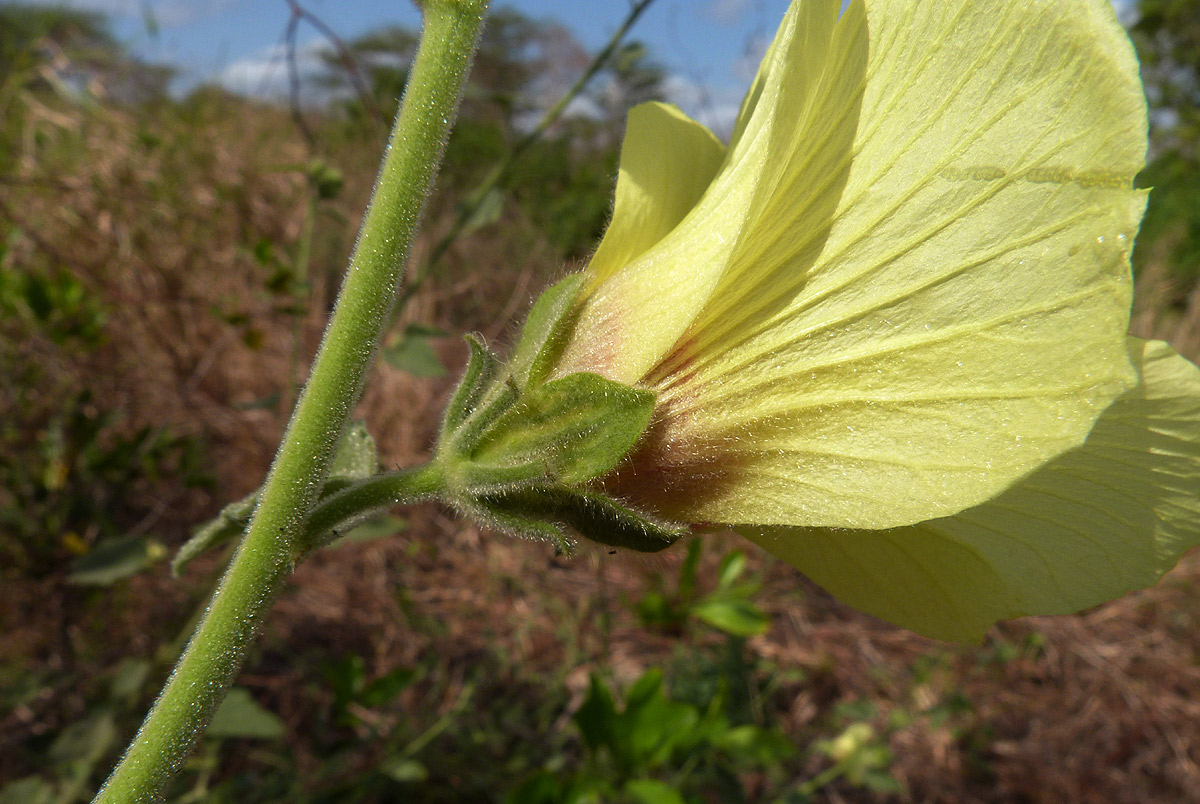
173,421,379,575
440,334,500,437
461,498,574,556
481,484,686,553
505,273,584,389
431,276,671,555
468,372,656,486
446,373,520,457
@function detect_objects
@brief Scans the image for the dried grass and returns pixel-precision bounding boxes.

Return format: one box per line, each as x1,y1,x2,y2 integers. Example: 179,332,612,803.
4,89,1200,802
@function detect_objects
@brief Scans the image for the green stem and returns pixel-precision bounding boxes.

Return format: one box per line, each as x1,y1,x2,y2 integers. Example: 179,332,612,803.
92,3,488,802
298,464,445,553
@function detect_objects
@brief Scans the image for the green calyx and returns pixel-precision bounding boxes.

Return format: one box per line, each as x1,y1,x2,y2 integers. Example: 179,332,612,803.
177,276,685,566
435,274,686,554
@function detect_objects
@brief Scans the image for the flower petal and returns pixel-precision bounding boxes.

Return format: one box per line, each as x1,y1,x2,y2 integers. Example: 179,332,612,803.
585,102,726,290
742,339,1200,642
556,0,865,383
640,0,1147,528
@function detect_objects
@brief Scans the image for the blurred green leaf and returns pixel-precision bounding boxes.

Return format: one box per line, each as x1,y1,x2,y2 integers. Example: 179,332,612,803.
862,769,905,794
712,724,795,764
383,324,448,377
233,391,280,410
623,688,698,769
108,658,151,705
574,674,618,752
307,160,344,200
207,688,285,740
461,186,505,234
359,666,416,707
716,551,748,590
691,598,769,638
334,514,407,544
505,771,567,804
378,757,428,783
624,779,686,804
0,777,55,804
49,711,117,768
67,536,165,586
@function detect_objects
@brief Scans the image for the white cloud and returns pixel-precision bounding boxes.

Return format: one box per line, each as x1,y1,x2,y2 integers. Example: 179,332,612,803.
215,39,327,99
704,0,756,25
663,73,746,139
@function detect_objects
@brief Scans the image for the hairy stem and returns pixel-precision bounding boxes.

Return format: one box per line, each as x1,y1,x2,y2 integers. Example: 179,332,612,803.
298,464,445,554
92,2,488,801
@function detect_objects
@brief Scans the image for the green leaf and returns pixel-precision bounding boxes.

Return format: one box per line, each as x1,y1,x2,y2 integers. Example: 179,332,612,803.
49,712,117,768
378,757,428,783
691,597,770,637
716,551,748,589
504,771,569,804
470,372,655,485
862,770,905,794
712,724,796,763
624,779,686,804
623,669,664,713
505,273,585,389
0,777,55,804
461,186,505,234
232,391,280,410
384,323,448,377
333,514,407,545
329,420,378,481
178,421,377,571
108,658,152,705
68,536,165,586
307,160,344,200
574,674,619,752
358,666,416,707
207,688,285,740
622,686,699,768
172,491,257,576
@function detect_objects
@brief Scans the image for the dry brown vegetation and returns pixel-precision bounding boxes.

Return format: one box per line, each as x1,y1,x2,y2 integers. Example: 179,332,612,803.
4,52,1200,804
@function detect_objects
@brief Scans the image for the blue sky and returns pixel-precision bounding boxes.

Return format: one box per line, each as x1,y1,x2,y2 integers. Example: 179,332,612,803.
34,0,797,132
32,0,1136,133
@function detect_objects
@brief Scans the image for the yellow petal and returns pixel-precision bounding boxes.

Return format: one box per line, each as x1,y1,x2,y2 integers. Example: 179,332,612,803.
585,102,726,290
641,0,1146,528
743,339,1200,642
556,0,865,383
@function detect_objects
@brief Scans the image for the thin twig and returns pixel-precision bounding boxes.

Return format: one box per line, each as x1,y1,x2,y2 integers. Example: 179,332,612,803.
283,10,316,146
283,0,385,133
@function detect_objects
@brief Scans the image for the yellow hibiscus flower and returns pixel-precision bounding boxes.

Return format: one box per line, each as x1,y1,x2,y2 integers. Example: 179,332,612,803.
538,0,1200,640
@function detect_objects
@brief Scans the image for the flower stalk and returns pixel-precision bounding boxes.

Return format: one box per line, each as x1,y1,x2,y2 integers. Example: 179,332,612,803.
92,2,489,801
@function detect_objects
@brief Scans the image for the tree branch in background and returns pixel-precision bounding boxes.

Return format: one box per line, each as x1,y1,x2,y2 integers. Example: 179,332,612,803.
282,0,385,145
